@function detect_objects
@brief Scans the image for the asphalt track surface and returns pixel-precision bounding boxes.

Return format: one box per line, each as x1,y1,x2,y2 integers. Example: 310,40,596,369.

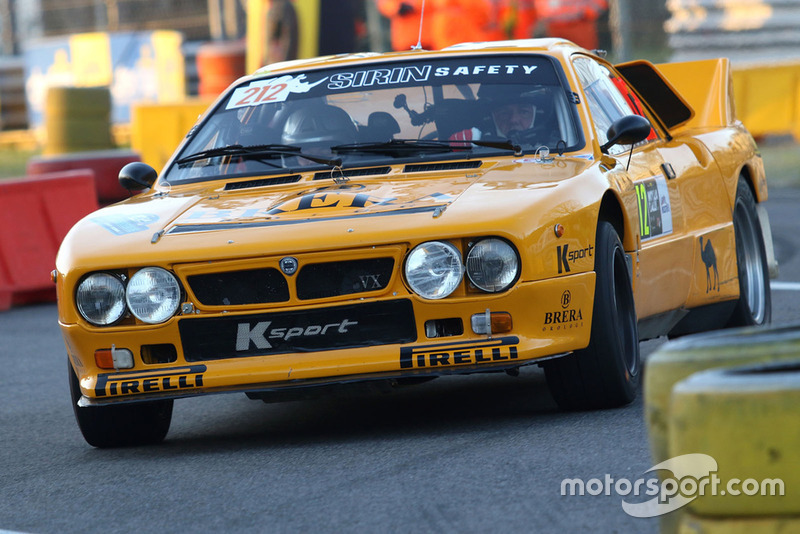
2,187,800,534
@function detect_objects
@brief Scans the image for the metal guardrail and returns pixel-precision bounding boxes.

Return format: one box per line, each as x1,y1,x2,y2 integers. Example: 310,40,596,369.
666,0,800,63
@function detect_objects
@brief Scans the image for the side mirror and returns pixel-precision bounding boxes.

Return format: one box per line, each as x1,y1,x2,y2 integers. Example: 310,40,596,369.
119,162,158,191
600,115,652,153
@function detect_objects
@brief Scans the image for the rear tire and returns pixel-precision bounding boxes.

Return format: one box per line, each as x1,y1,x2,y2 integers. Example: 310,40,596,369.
69,361,173,448
726,177,771,327
544,222,640,410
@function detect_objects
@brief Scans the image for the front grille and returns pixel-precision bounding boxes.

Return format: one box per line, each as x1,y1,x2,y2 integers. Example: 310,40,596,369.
188,268,290,305
180,299,417,361
296,258,394,300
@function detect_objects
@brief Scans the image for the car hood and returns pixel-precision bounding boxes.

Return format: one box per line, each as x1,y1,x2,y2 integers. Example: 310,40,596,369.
58,157,597,268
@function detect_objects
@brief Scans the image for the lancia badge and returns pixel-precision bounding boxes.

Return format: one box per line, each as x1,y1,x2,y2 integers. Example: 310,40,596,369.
280,256,298,275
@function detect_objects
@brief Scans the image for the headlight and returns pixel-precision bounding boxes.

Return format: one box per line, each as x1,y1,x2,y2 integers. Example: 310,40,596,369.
466,238,519,292
404,241,463,299
125,267,181,324
76,273,127,326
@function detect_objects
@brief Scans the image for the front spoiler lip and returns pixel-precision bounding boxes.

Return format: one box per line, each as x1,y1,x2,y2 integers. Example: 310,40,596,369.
76,351,571,407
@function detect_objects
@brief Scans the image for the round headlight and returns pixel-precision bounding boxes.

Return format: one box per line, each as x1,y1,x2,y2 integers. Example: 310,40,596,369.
404,241,463,299
76,273,126,326
125,267,181,324
466,238,519,292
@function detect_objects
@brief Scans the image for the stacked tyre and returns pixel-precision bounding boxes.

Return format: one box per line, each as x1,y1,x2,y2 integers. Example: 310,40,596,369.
44,87,114,155
644,324,800,532
670,361,800,532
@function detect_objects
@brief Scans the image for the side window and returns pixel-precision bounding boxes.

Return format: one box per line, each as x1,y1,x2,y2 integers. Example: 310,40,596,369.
573,56,654,155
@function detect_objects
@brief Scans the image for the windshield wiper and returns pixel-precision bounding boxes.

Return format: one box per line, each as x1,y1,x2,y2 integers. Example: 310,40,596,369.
331,138,521,156
175,144,342,167
332,139,455,156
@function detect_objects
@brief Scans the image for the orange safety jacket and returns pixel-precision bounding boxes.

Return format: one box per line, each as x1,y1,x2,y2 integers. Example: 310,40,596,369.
534,0,606,22
377,0,435,50
429,0,492,49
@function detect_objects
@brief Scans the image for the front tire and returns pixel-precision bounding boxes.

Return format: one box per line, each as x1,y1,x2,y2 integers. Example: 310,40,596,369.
544,222,640,410
69,361,173,448
727,177,771,327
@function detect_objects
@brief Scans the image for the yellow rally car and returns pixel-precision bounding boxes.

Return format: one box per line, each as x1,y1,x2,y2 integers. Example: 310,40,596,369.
56,38,775,447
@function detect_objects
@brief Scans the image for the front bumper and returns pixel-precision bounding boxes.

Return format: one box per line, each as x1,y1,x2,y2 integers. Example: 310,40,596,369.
63,271,595,406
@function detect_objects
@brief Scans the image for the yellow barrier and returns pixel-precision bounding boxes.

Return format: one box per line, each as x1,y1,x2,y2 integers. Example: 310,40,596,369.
732,62,800,141
130,99,212,172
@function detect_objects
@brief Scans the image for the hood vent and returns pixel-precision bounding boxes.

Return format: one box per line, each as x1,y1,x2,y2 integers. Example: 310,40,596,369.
404,161,482,173
224,174,301,190
313,166,391,180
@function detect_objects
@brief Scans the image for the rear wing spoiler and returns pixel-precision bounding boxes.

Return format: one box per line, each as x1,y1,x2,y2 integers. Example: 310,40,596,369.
616,58,735,134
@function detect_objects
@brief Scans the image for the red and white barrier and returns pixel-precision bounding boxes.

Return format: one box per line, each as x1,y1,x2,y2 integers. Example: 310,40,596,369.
0,170,98,310
27,149,140,205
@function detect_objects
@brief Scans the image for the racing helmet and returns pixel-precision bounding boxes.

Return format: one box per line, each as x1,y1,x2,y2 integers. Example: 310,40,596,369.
476,84,549,135
280,103,358,148
476,84,545,107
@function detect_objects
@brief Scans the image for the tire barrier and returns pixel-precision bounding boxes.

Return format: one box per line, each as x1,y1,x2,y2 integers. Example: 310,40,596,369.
0,170,98,311
679,513,800,533
669,360,800,517
0,57,28,131
27,149,141,205
196,40,246,99
644,324,800,465
44,87,114,155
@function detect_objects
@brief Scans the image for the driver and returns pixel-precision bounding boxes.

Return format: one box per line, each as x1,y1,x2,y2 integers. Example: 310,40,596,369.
490,101,536,137
450,85,538,142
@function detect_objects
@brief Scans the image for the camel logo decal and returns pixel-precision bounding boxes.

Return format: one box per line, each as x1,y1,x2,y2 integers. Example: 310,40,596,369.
699,236,719,292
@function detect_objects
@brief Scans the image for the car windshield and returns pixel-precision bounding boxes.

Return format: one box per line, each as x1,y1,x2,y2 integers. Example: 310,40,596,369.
163,54,583,184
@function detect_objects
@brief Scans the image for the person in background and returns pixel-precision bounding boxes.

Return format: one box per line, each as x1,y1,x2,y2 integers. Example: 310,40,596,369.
485,0,538,41
429,0,492,49
377,0,435,50
534,0,607,50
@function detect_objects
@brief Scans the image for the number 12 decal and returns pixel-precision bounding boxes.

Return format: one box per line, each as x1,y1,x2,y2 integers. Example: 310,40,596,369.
635,175,673,241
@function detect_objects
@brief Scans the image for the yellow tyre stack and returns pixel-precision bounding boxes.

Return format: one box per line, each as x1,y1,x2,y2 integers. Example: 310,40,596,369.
679,516,800,533
644,325,800,532
44,86,114,155
645,325,800,464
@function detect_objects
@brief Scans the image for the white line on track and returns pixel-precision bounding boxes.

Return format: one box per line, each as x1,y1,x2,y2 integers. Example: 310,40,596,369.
771,281,800,291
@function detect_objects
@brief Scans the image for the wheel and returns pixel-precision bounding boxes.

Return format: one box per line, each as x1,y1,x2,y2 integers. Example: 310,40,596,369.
727,176,771,327
544,221,640,410
69,361,173,448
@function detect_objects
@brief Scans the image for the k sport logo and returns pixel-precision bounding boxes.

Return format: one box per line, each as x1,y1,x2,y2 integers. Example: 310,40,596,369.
236,319,359,351
557,244,594,274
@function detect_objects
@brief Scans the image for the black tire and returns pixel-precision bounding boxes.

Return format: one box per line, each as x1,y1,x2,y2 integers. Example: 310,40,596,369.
544,222,640,410
726,177,771,327
69,361,173,448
